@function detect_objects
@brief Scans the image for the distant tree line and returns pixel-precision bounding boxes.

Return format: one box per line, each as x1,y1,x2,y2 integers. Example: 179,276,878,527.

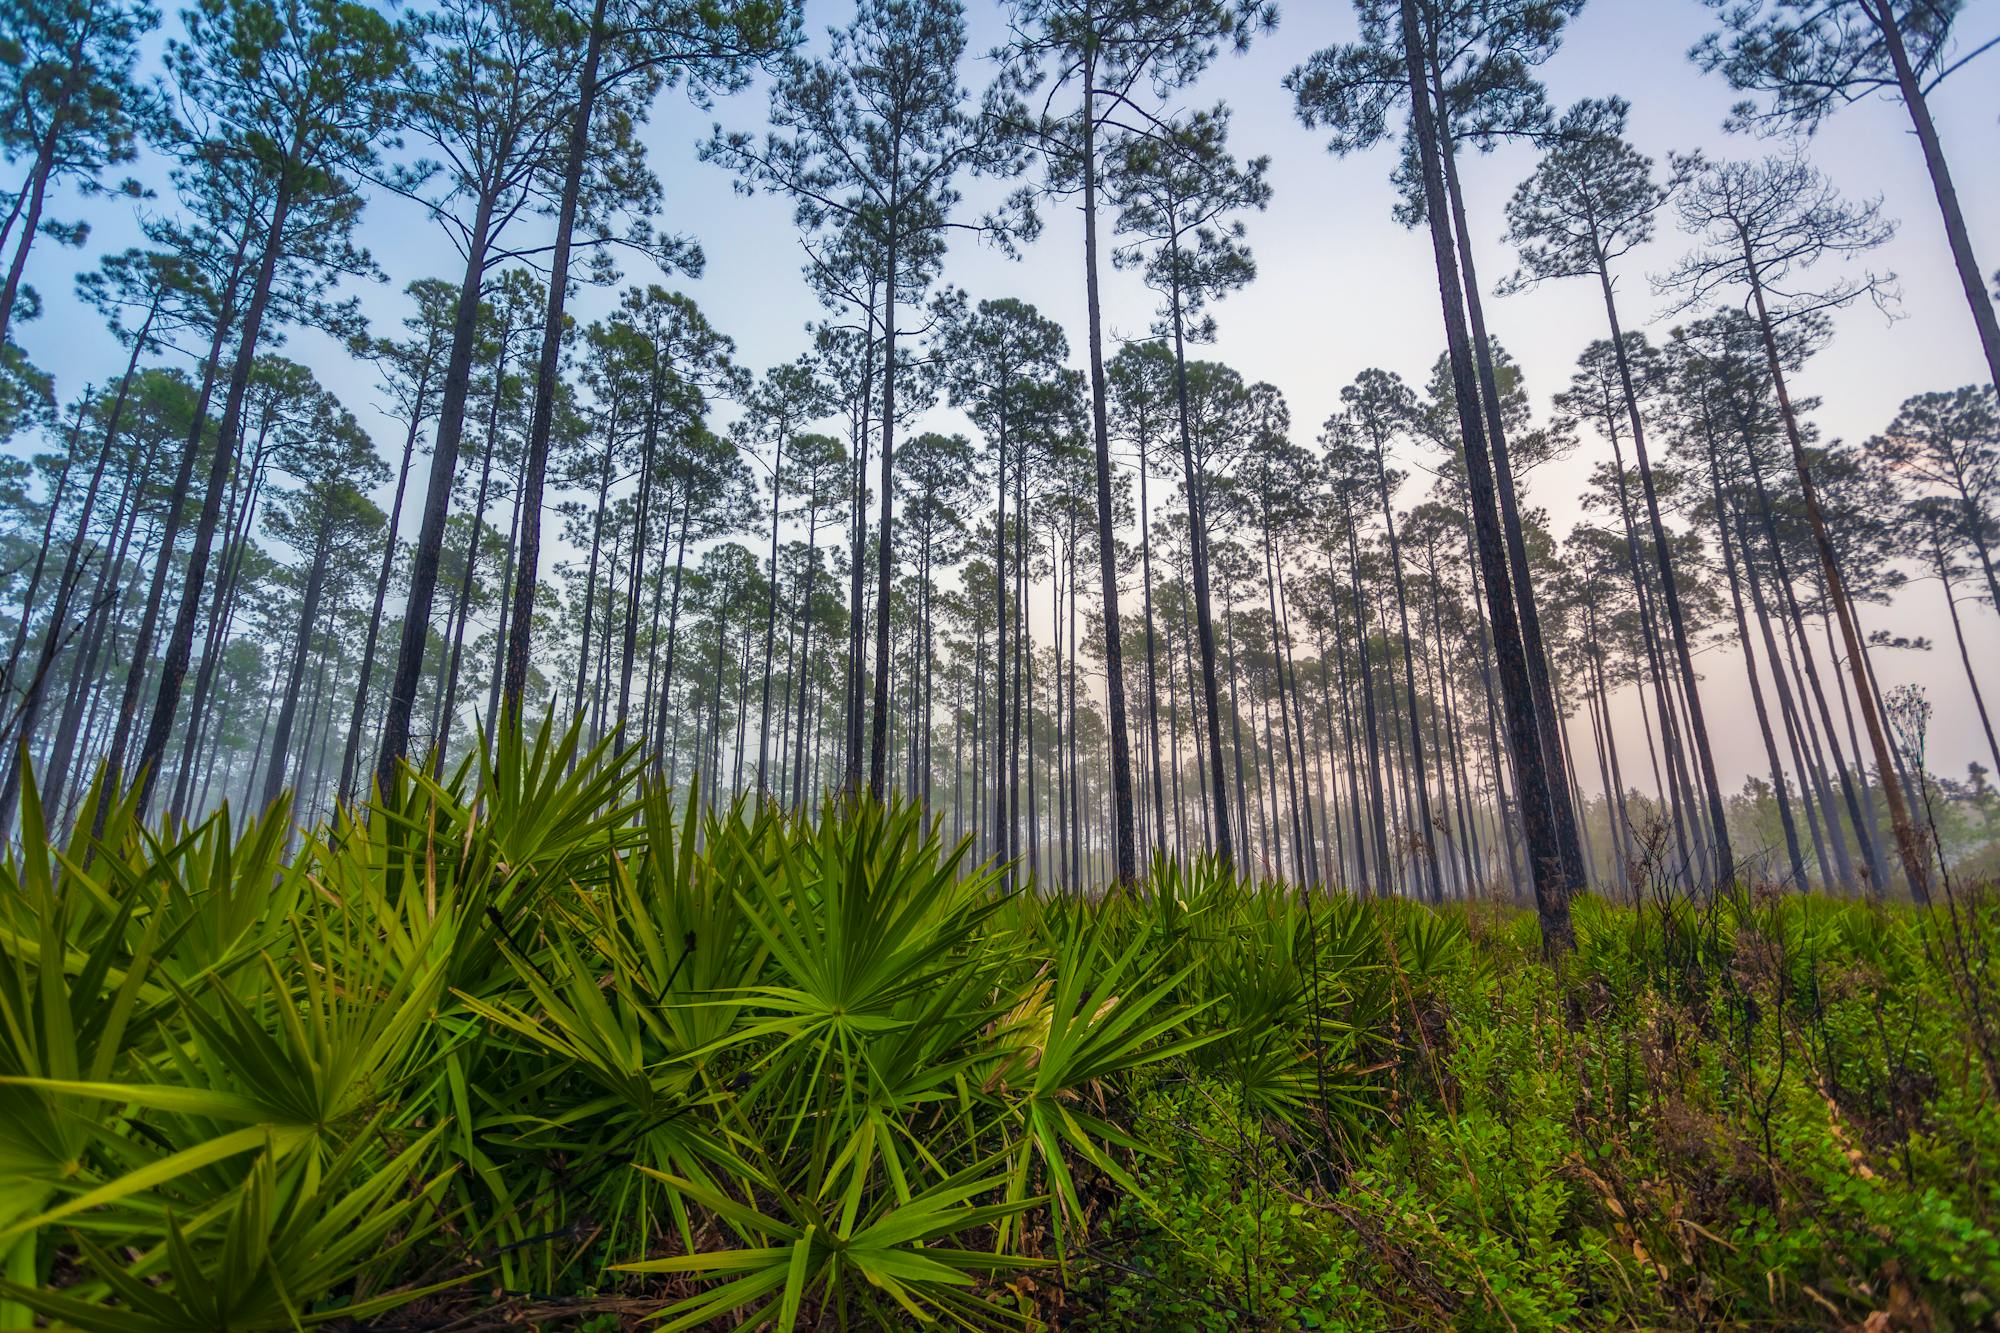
2,0,1997,950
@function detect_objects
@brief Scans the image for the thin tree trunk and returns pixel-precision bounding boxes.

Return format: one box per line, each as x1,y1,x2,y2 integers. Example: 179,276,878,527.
1369,434,1443,898
756,436,785,797
1137,439,1168,855
375,188,503,795
438,375,504,760
1080,57,1138,885
1402,0,1568,948
0,140,54,347
484,472,523,748
503,0,608,715
1703,416,1806,887
1745,452,1871,891
44,428,161,815
1742,243,1929,897
261,531,332,806
866,234,898,801
1169,268,1233,869
1600,272,1734,884
98,238,248,825
842,282,878,799
793,498,821,810
652,484,697,762
0,409,82,707
1928,522,2000,773
170,438,270,818
338,404,423,803
0,392,132,833
135,176,298,816
1870,2,2000,396
1435,86,1588,896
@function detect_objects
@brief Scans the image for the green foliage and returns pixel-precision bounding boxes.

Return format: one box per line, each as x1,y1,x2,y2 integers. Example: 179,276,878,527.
0,725,1345,1327
1079,883,2000,1331
3,731,1998,1329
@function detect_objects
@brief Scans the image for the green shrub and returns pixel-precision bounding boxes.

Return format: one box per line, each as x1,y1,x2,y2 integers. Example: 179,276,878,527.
1,724,1996,1329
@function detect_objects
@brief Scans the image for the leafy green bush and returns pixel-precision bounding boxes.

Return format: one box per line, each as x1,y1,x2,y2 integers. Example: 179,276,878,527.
2,722,1997,1329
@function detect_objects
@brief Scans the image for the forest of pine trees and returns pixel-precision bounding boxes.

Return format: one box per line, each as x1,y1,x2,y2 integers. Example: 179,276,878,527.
3,0,1998,922
11,1,2000,1327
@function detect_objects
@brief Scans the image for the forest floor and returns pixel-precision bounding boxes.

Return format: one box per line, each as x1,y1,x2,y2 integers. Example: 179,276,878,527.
1059,883,2000,1331
5,744,1997,1331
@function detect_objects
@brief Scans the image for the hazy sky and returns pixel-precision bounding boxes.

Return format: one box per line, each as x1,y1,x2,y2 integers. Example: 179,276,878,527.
16,0,2000,799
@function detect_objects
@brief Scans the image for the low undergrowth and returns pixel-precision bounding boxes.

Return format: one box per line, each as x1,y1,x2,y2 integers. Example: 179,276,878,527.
2,719,1996,1330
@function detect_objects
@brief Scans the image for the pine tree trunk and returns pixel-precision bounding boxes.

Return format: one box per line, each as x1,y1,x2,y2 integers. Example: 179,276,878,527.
652,484,698,763
1079,59,1138,886
0,376,136,834
375,189,498,798
617,371,663,737
1170,272,1234,869
44,426,160,815
1274,552,1321,884
1745,447,1874,890
170,433,271,818
504,0,608,715
756,436,785,796
338,400,424,802
1914,519,1999,776
1703,417,1807,888
842,281,878,799
1435,93,1588,897
261,529,332,806
793,500,821,810
993,403,1009,872
0,412,82,708
1741,243,1929,897
1599,272,1735,884
1263,530,1307,886
1871,3,2000,396
1137,440,1168,855
483,473,524,750
1400,0,1568,948
1370,435,1443,898
867,233,899,801
1341,508,1392,892
1605,400,1702,882
0,139,54,347
136,177,298,817
97,235,250,829
438,371,504,760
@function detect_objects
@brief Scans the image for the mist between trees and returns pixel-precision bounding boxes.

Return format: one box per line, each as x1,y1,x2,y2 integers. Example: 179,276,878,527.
3,0,1999,950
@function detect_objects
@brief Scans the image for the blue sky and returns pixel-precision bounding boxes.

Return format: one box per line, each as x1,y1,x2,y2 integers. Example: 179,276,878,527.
14,0,2000,797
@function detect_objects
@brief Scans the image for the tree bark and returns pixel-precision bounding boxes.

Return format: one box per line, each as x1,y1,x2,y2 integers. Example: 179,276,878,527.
756,434,784,796
1169,267,1234,870
841,282,878,800
503,0,609,717
136,177,298,816
1702,407,1807,888
1742,237,1930,899
374,191,497,797
1080,59,1139,885
0,139,54,347
1870,2,2000,397
1368,431,1443,898
867,234,897,802
261,529,332,806
1598,272,1735,885
1435,96,1589,896
1401,0,1568,948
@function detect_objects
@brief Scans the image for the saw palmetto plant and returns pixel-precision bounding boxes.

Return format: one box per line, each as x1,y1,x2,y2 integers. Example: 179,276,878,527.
0,718,1381,1331
6,721,2000,1329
